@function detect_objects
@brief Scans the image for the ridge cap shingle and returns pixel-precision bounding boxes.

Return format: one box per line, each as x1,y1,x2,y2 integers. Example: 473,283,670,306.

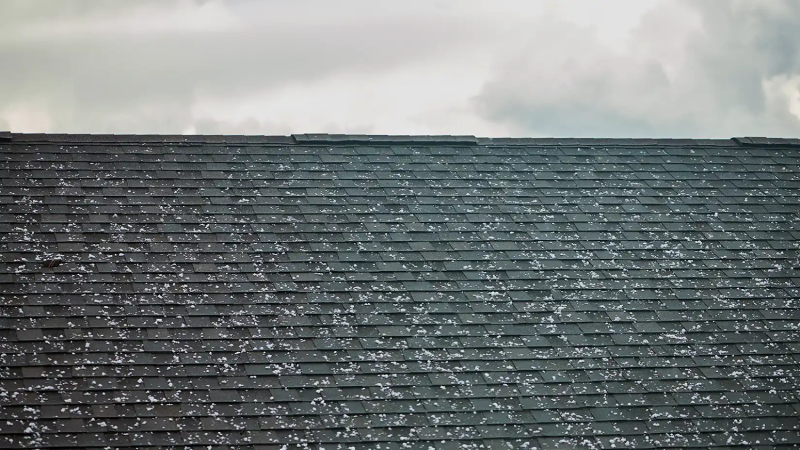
5,132,785,147
733,136,800,147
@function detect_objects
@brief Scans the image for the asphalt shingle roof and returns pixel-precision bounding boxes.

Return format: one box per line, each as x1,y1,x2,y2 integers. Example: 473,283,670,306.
1,132,800,449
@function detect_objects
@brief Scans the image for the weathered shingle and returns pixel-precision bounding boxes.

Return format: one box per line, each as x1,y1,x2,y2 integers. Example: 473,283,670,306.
1,133,799,449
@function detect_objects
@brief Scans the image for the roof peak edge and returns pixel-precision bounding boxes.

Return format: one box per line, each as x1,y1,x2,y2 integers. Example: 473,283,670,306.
2,132,798,147
732,137,800,147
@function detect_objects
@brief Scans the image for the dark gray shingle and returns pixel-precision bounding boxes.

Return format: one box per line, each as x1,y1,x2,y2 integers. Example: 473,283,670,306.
0,133,799,449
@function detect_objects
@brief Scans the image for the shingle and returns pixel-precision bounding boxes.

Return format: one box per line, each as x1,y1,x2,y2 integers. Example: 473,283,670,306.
2,134,799,448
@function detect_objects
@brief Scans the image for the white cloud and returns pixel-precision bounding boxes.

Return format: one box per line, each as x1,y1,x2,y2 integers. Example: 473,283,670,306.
190,50,515,136
0,0,798,137
2,104,53,132
763,75,800,122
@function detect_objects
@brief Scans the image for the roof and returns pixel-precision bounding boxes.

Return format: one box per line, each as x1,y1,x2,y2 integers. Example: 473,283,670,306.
1,132,799,449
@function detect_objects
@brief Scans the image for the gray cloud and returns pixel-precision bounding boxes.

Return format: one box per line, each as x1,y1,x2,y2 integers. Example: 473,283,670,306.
0,0,496,133
3,0,799,137
475,0,800,137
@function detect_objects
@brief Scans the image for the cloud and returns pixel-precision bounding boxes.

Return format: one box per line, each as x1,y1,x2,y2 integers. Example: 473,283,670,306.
187,55,515,136
0,0,500,134
474,0,800,137
190,117,274,135
2,0,799,137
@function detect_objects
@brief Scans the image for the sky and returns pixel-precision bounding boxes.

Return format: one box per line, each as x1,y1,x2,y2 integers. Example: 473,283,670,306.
1,0,800,138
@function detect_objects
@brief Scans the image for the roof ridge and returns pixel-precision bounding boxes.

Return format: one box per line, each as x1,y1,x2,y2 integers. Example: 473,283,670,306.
292,133,479,145
2,132,798,147
732,136,800,147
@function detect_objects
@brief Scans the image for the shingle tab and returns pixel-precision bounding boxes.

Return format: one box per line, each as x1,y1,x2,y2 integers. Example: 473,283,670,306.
0,133,799,449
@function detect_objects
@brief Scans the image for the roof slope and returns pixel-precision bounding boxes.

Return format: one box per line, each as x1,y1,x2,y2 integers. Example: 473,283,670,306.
1,133,800,449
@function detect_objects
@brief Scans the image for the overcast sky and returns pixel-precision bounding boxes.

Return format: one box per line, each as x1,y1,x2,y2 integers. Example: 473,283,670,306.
2,0,800,137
